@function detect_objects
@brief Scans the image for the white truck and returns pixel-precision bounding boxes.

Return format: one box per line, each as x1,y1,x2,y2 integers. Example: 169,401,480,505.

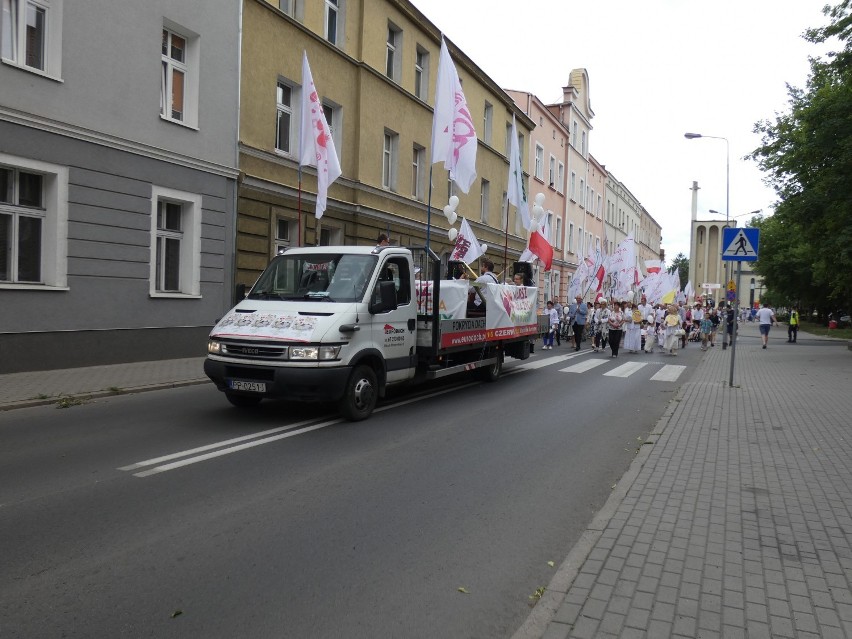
204,245,545,420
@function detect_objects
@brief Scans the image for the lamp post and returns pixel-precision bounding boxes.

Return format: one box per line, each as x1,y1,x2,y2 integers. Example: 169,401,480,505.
685,132,730,294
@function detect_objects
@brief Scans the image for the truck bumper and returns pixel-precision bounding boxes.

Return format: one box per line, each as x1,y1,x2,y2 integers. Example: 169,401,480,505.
204,358,352,403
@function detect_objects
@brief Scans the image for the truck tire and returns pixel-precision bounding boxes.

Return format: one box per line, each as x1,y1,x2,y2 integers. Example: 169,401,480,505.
225,392,263,408
479,352,503,382
338,364,378,421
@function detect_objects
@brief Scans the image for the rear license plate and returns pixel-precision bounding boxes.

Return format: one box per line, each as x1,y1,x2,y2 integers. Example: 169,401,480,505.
227,380,267,393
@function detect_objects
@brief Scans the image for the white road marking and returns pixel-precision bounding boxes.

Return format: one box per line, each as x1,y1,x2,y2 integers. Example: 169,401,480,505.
603,362,648,378
650,364,687,382
515,350,589,370
559,359,609,373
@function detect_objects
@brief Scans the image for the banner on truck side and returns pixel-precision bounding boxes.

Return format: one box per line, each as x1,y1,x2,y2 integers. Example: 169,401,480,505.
416,279,468,319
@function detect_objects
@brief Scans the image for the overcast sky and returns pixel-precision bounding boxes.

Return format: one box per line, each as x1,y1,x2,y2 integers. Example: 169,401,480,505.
414,0,832,261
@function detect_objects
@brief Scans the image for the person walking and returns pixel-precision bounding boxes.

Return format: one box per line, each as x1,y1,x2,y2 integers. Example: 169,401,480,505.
788,306,800,343
699,313,713,351
594,299,610,352
570,295,588,351
709,307,721,347
663,304,682,355
543,300,559,350
607,300,625,358
756,301,777,349
553,298,564,346
624,302,642,353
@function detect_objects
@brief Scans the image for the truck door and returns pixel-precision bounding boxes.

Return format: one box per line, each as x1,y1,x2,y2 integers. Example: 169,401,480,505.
372,256,417,382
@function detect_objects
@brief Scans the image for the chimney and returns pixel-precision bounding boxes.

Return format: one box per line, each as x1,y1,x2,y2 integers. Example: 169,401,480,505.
690,181,700,222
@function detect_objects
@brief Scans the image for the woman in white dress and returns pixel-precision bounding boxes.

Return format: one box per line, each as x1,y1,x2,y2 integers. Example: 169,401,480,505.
663,304,682,355
623,302,642,353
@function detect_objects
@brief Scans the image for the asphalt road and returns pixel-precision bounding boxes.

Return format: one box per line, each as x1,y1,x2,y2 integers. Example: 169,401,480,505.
0,343,703,638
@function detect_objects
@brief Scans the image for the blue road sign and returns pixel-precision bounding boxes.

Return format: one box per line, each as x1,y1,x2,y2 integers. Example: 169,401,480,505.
722,227,760,262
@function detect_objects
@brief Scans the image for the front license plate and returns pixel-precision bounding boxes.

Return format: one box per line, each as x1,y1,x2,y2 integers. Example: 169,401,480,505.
228,380,267,393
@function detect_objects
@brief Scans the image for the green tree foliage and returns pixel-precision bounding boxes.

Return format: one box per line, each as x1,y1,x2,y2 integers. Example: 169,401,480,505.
668,253,689,290
749,0,852,313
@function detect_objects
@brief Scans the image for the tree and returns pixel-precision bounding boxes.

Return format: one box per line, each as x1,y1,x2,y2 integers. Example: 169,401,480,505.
749,1,852,314
668,253,689,290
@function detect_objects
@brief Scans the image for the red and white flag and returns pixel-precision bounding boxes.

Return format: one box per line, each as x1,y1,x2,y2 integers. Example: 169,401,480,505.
527,229,553,272
299,51,342,219
451,218,484,264
644,259,663,275
431,38,477,193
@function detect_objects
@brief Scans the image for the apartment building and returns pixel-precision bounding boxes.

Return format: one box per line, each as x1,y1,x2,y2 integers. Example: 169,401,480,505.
237,0,535,288
1,0,240,373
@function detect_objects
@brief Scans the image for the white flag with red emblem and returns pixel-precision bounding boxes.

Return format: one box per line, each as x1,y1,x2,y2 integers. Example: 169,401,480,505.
451,218,484,264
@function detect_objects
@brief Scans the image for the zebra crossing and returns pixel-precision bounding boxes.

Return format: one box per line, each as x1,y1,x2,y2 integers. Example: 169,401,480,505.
516,350,688,382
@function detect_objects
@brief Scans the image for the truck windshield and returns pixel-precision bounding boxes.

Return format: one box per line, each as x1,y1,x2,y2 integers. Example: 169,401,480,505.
248,253,377,303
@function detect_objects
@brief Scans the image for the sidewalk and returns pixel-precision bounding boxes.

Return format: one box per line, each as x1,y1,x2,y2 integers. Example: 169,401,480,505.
0,357,207,410
516,322,852,639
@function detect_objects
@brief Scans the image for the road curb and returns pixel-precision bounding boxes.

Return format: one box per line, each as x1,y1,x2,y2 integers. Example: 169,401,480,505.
0,378,209,412
511,382,686,639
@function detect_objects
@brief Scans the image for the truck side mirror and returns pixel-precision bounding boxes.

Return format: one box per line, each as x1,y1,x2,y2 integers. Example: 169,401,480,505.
369,280,398,314
235,282,246,302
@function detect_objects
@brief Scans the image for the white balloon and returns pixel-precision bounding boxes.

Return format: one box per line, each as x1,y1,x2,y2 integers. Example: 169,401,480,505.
443,205,453,218
448,195,460,210
448,227,458,242
535,193,546,206
448,211,457,225
532,204,544,221
480,244,487,254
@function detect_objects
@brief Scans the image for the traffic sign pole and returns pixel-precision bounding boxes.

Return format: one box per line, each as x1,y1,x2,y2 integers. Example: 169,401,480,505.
728,260,742,387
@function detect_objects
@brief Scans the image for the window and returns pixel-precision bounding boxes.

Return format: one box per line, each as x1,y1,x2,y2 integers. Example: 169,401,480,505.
581,131,587,156
548,155,556,187
412,144,425,201
534,144,544,181
319,225,343,245
579,179,585,208
505,123,512,157
480,179,490,223
597,194,602,218
447,176,454,201
501,190,508,232
414,45,428,100
324,0,340,46
555,217,562,250
322,100,342,159
385,22,401,82
275,80,295,154
382,129,398,191
0,155,67,288
150,186,201,297
572,121,578,146
570,172,576,201
557,162,565,194
568,222,574,254
483,102,493,145
274,217,295,255
161,23,198,127
1,0,63,78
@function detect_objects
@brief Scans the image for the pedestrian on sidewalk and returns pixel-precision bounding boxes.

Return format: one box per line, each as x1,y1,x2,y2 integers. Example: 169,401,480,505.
788,306,800,343
756,301,777,349
723,303,735,349
543,300,558,350
699,313,713,351
709,307,720,347
607,301,625,358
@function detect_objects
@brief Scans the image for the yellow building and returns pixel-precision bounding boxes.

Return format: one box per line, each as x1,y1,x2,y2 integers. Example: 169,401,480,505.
237,0,535,288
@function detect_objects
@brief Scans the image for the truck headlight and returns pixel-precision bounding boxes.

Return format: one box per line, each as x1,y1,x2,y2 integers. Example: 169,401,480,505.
208,340,223,355
289,346,319,360
319,345,342,360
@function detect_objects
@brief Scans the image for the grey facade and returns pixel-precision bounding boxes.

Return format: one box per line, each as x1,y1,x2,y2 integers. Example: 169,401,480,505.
0,0,240,373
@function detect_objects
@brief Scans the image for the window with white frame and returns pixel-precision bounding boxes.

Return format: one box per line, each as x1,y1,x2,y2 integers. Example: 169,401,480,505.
595,236,601,253
278,0,303,17
324,0,340,46
480,179,490,223
572,121,578,146
483,102,493,145
557,162,564,194
322,100,342,160
548,155,556,188
319,225,343,245
385,22,401,82
412,144,425,201
274,217,295,255
161,23,198,128
597,194,602,218
414,45,428,100
570,172,576,201
534,144,544,181
0,155,67,288
1,0,63,78
501,190,508,232
150,186,201,297
555,217,562,250
275,80,295,155
382,129,398,191
581,130,586,156
568,222,574,254
505,123,512,157
579,179,585,208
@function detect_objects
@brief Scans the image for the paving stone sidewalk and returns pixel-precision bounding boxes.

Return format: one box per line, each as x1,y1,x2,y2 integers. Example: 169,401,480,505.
516,323,852,639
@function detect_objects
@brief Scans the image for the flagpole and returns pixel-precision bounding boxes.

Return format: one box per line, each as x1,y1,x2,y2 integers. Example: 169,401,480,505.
426,165,434,254
502,194,510,283
297,166,302,247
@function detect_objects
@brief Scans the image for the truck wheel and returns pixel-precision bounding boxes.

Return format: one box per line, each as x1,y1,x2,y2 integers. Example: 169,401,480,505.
479,352,503,382
225,392,263,408
338,365,378,421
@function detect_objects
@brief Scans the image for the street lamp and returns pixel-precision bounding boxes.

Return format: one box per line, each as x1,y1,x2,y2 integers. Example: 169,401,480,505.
685,131,730,287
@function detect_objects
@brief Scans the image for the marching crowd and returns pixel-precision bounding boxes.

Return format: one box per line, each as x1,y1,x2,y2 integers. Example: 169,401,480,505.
542,295,740,357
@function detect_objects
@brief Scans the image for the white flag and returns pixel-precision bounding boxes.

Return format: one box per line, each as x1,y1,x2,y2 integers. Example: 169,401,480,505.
451,218,484,264
431,38,477,193
300,51,342,220
507,114,531,231
607,235,636,300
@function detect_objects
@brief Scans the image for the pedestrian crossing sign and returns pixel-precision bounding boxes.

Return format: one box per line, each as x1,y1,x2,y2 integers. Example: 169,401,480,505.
722,227,760,262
